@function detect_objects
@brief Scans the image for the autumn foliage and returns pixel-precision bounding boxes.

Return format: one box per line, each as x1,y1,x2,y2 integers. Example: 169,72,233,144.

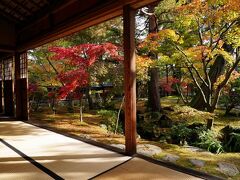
49,43,123,99
138,0,240,112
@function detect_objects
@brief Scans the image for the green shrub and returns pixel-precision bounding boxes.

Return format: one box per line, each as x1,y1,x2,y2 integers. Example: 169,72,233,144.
187,123,207,145
170,124,191,145
97,110,123,133
221,125,240,152
195,130,223,154
137,112,159,140
167,105,214,123
137,111,167,140
225,132,240,152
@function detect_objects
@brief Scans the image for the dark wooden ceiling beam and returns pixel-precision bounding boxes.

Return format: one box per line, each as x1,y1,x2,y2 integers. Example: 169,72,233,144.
0,0,26,20
26,0,40,9
17,0,65,29
10,1,33,15
0,45,15,53
0,10,20,23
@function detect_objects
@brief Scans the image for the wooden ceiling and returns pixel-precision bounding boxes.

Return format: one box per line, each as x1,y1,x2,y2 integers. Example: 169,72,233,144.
0,0,53,25
0,0,158,56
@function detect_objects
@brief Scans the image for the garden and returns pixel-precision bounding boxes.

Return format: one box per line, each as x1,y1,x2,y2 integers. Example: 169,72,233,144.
28,0,240,179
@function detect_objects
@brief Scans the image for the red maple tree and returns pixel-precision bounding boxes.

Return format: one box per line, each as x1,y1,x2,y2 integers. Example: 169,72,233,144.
49,43,123,99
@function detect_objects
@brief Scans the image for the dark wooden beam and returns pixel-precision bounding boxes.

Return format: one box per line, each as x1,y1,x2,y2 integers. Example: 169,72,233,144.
0,60,2,113
0,1,26,20
27,0,43,9
0,45,15,53
0,10,20,23
18,0,66,29
15,52,28,120
3,57,14,116
123,5,136,155
11,1,33,15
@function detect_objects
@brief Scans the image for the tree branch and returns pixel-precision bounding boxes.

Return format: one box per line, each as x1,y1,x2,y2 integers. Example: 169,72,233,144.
196,17,203,45
175,83,188,104
175,45,209,88
212,56,240,108
212,19,238,51
187,66,208,104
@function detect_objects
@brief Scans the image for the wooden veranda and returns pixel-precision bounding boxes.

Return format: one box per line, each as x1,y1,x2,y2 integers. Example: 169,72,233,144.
0,0,159,156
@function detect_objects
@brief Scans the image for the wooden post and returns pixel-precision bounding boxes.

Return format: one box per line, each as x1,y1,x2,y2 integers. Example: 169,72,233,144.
0,60,3,113
123,5,136,155
0,80,2,113
15,52,28,120
15,52,21,119
3,58,14,116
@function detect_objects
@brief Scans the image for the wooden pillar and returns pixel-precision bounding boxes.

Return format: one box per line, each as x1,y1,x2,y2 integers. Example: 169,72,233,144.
0,61,3,113
123,5,136,155
15,52,28,120
0,80,2,113
3,58,14,116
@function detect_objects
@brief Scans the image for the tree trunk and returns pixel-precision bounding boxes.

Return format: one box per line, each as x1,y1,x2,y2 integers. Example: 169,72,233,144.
190,55,226,110
86,87,93,110
80,96,83,123
147,4,162,112
66,94,74,113
148,68,161,111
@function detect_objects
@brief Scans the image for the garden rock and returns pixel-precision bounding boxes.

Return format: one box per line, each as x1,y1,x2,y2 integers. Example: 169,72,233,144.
100,124,108,130
163,154,180,163
184,145,213,155
189,159,205,167
79,134,91,139
217,162,239,177
137,144,162,157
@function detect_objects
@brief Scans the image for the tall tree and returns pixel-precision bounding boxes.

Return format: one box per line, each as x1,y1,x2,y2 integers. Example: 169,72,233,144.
140,0,240,112
138,3,162,112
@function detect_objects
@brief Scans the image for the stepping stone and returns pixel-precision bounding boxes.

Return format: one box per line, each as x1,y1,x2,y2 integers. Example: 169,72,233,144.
189,159,205,167
79,134,91,139
184,145,213,155
184,146,205,152
137,144,162,157
217,162,239,177
163,154,180,163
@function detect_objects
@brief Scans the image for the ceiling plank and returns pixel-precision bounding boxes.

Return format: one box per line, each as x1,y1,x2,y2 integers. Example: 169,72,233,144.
0,45,15,53
0,1,26,21
0,10,20,23
18,0,65,28
11,1,33,15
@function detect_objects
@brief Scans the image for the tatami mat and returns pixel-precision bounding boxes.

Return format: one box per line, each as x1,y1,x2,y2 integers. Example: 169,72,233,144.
0,121,203,180
0,121,130,179
0,143,51,180
95,157,202,180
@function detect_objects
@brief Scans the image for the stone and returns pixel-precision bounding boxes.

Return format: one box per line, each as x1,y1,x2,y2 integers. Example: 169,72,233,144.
100,124,108,130
137,144,162,157
217,162,239,177
79,134,91,139
184,145,205,152
189,159,205,167
184,145,213,155
163,154,180,163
